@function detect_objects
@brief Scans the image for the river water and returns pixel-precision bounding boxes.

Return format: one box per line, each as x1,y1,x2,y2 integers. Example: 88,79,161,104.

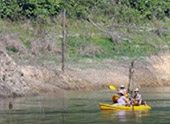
0,87,170,124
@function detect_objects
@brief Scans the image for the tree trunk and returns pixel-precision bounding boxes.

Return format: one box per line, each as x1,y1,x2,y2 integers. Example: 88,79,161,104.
128,59,136,96
62,9,66,72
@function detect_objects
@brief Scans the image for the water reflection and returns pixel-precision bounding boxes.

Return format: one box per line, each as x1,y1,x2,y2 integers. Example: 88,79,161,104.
133,111,150,123
115,111,126,122
100,110,150,123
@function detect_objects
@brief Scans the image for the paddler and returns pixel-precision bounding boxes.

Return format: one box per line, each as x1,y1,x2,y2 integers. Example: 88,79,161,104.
112,85,129,104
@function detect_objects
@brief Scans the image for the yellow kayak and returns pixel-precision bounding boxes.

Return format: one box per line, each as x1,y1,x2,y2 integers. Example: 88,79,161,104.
99,103,151,111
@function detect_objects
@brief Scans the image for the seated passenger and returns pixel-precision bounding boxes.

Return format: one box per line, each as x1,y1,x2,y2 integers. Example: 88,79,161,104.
133,88,142,106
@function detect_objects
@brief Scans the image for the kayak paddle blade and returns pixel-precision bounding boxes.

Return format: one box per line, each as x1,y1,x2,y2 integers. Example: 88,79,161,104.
109,85,116,90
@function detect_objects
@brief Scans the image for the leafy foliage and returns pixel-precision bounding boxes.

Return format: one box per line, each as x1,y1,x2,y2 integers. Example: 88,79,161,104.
0,0,169,21
125,0,170,19
0,0,61,20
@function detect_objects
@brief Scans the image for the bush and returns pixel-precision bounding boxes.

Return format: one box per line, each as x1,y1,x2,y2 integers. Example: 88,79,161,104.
124,0,170,19
0,0,169,21
0,0,61,20
0,0,21,20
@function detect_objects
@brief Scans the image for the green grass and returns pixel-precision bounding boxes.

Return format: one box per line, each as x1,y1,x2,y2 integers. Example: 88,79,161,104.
66,18,170,62
67,29,166,61
0,18,170,64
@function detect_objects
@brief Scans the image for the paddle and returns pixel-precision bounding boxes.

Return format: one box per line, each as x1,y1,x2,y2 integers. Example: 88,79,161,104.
109,85,117,104
109,85,117,91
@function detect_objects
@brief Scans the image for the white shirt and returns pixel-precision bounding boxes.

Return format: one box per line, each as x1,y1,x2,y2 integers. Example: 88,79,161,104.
134,93,141,100
117,96,127,106
134,93,142,104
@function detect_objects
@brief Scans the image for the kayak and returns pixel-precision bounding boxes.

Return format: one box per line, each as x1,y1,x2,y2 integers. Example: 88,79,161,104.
99,103,151,111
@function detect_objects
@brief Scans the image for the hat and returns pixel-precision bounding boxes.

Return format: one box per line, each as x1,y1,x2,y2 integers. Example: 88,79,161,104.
120,84,125,88
134,88,139,92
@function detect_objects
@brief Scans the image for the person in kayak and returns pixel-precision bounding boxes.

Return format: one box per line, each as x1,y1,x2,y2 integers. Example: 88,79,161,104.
118,84,130,101
112,85,129,104
116,92,129,106
133,88,142,106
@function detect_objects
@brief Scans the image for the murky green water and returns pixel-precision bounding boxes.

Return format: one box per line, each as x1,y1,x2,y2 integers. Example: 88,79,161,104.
0,87,170,124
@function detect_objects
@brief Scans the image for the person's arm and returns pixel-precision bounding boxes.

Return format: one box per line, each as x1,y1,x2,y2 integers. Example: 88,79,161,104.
123,96,128,103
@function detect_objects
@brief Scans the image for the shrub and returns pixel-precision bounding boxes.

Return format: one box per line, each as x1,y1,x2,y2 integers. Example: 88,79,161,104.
0,0,169,21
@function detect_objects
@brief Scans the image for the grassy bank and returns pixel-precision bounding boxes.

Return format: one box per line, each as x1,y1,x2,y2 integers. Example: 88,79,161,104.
0,17,170,67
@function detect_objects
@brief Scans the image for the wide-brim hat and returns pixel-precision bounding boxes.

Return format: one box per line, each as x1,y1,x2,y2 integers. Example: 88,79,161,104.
120,84,125,88
134,88,139,92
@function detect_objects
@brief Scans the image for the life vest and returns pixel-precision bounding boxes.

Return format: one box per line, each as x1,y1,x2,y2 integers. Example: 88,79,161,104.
112,94,119,103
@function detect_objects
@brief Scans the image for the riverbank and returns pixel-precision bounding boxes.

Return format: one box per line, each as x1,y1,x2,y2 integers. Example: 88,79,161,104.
0,17,170,97
1,49,170,97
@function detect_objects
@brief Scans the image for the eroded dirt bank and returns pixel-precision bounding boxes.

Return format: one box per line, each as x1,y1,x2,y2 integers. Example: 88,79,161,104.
0,49,170,97
0,51,59,97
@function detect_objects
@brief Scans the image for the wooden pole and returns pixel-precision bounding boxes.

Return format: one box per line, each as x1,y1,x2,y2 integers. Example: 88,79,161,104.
62,9,66,72
128,59,136,96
